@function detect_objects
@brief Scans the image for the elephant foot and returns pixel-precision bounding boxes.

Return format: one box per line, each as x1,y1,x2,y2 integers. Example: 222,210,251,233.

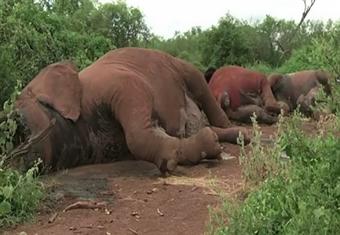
258,111,278,124
277,101,290,115
177,127,221,165
154,127,221,175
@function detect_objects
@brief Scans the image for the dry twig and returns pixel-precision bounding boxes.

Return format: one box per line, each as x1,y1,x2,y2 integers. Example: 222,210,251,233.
63,200,107,212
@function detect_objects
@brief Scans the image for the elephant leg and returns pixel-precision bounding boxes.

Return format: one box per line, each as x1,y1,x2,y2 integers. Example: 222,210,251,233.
114,81,221,174
183,70,231,127
260,79,281,114
226,105,278,124
277,101,290,115
297,87,319,116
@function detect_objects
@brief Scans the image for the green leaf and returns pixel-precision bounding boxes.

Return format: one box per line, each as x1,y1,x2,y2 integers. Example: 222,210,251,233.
313,207,325,219
2,185,14,199
0,201,11,216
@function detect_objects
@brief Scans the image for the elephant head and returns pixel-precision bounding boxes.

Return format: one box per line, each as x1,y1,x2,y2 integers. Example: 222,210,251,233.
12,62,89,172
268,70,334,116
23,61,82,122
268,73,285,94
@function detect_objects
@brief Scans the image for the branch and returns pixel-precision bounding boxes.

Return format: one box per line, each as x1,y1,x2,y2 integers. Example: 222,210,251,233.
278,0,316,55
295,0,316,32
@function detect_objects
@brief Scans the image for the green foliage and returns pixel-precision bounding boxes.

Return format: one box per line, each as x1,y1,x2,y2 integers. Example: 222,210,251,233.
149,14,338,72
88,0,150,48
247,62,275,75
209,114,340,235
0,164,43,227
238,114,289,186
149,27,205,70
0,85,43,228
201,15,255,68
0,82,22,164
0,0,151,105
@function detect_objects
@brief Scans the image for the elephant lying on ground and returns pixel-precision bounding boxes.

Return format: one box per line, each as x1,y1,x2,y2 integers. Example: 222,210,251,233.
205,66,281,124
269,70,332,116
14,48,249,174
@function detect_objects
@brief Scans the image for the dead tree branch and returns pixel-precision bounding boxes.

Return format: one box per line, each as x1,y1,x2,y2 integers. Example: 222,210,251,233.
278,0,316,56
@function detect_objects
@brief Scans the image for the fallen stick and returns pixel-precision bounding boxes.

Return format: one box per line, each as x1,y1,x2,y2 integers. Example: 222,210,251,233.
63,200,107,212
128,228,138,234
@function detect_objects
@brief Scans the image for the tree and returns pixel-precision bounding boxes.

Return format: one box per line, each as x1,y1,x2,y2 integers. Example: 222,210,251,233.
89,1,150,48
200,14,254,68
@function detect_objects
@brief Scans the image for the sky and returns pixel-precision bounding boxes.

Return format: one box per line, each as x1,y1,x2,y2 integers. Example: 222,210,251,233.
100,0,340,38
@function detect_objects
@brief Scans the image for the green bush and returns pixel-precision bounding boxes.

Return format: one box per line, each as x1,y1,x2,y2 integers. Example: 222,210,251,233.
0,0,152,105
210,114,340,235
0,85,43,228
247,62,276,75
0,165,43,227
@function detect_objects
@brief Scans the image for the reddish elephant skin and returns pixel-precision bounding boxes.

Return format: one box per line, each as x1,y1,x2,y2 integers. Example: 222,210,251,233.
15,48,249,174
269,70,332,116
207,65,281,124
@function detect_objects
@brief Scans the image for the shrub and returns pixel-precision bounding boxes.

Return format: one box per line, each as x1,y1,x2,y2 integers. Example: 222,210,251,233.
209,113,340,235
0,85,43,228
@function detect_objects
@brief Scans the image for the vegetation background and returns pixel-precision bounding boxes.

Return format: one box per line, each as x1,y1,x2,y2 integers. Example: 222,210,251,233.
0,0,339,232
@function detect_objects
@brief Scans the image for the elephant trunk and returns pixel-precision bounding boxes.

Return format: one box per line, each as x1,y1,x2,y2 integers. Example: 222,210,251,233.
261,79,281,114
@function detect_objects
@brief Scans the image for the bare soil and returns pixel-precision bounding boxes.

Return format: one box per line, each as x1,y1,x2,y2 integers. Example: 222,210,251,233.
4,122,319,235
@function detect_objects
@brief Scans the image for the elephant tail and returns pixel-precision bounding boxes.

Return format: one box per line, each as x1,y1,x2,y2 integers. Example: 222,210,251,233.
204,67,216,83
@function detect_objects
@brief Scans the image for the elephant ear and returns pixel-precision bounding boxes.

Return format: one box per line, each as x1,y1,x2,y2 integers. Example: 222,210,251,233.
28,61,82,122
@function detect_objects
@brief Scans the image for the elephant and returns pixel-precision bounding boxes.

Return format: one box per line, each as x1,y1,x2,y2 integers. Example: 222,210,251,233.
205,66,282,124
13,47,250,174
268,69,332,116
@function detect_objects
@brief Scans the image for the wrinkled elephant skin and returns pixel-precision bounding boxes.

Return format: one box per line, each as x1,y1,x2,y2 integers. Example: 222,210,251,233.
15,48,249,174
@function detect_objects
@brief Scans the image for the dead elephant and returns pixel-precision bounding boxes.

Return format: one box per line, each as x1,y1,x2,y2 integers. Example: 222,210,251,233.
14,48,249,174
206,66,282,124
269,70,332,117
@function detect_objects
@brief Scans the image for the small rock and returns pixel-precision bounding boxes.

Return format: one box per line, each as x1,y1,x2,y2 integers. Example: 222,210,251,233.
48,212,58,223
69,227,76,231
152,188,158,192
131,211,139,216
18,232,27,235
157,208,164,216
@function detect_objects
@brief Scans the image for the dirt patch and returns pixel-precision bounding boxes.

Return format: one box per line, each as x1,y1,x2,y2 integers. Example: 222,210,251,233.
5,121,319,235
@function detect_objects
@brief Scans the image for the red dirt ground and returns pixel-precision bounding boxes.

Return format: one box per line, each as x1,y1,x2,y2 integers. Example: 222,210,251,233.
4,122,319,235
